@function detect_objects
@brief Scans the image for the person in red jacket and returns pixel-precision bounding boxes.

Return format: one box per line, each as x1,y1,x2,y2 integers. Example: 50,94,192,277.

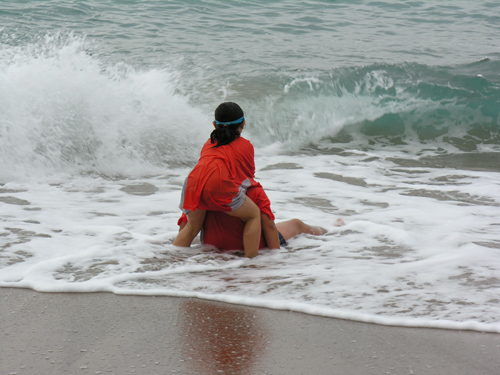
174,102,279,258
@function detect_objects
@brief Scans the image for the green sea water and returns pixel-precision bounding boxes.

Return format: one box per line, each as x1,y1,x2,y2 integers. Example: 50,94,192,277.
1,0,500,174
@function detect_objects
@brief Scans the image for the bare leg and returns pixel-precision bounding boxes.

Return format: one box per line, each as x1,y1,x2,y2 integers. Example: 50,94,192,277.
173,209,206,247
276,218,327,242
225,197,261,258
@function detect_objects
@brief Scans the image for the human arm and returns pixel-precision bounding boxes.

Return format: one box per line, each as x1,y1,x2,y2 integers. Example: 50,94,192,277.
245,185,279,250
261,213,280,249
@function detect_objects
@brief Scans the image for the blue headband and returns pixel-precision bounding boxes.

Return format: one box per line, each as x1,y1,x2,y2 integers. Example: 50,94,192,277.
214,116,245,126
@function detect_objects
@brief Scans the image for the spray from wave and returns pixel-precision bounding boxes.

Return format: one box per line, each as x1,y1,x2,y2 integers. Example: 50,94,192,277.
1,33,499,181
0,34,208,181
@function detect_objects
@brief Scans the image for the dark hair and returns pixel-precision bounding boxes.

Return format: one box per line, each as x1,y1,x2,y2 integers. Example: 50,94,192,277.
210,102,245,147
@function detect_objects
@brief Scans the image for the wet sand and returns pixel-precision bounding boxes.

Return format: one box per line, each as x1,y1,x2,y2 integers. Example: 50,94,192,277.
1,288,499,375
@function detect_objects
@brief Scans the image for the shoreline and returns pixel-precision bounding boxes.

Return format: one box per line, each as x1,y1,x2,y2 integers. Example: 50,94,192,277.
2,287,499,374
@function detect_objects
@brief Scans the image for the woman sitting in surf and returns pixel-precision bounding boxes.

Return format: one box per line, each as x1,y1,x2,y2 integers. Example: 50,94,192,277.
174,102,279,258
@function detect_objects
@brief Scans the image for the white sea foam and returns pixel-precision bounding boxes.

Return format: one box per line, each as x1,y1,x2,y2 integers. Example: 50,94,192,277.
1,150,499,333
0,35,208,180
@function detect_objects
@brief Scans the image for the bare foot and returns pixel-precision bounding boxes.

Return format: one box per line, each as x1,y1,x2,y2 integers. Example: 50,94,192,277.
334,218,346,227
310,226,328,235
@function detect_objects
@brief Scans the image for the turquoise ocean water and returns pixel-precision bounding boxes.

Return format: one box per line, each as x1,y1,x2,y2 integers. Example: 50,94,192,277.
1,1,500,332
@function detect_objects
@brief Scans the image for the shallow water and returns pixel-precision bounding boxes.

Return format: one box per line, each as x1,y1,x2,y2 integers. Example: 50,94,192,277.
1,0,500,332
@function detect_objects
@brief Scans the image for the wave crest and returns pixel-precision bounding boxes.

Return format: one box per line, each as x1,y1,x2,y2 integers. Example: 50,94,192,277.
0,34,208,180
247,62,500,151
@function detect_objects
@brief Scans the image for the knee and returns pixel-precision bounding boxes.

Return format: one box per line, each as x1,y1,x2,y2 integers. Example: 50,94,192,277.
290,218,307,231
244,204,260,222
231,198,260,223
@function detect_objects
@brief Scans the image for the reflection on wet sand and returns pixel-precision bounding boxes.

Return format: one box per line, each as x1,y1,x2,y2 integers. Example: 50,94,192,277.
180,299,266,374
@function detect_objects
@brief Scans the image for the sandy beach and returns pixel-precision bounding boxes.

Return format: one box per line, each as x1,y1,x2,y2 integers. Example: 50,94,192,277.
1,288,499,375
